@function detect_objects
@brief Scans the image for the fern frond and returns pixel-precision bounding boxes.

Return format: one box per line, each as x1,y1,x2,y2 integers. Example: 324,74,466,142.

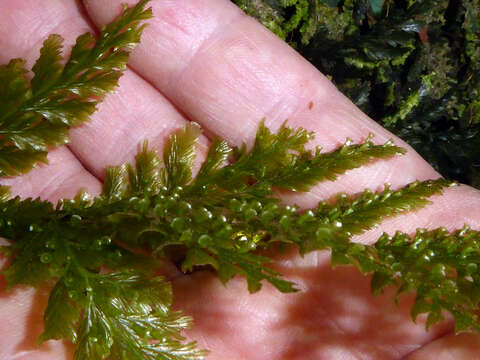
39,272,206,360
359,227,480,332
188,121,404,195
267,136,405,191
161,123,202,190
0,121,470,358
0,0,152,176
317,179,455,236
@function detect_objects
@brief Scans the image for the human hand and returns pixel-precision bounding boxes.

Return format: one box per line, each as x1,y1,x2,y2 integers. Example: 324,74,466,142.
1,0,480,359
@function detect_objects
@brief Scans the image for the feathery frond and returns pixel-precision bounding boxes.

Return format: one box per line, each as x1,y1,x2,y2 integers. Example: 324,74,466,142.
0,0,152,176
3,120,472,360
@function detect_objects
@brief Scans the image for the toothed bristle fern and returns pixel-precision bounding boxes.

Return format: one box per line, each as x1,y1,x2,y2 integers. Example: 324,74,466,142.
2,1,480,359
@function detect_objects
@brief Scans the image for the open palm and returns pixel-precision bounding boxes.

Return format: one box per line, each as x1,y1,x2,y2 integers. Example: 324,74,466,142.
1,0,480,359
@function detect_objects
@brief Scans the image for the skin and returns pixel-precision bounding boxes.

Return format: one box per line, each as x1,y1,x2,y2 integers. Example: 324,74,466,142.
1,0,480,359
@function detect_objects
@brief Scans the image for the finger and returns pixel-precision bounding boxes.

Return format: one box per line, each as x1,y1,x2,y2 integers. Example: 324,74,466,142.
0,148,101,202
404,333,480,360
0,278,75,360
0,0,208,180
83,0,439,202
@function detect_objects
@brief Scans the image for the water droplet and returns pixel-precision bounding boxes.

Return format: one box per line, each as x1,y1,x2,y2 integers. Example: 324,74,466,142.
178,200,192,214
70,214,82,225
65,276,75,286
298,210,315,226
78,192,91,203
285,205,297,214
466,263,478,275
432,263,446,277
237,235,248,243
165,196,177,209
194,207,212,223
279,215,290,230
229,199,243,212
171,217,185,232
215,215,227,225
154,203,166,217
29,224,42,232
218,225,233,239
250,201,262,211
244,208,257,221
198,234,213,247
40,253,52,263
45,239,56,249
101,236,112,245
91,239,102,249
131,197,150,213
261,210,275,224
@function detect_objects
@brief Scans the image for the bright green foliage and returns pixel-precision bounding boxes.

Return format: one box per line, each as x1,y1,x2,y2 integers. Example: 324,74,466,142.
161,123,203,190
2,121,479,358
232,0,480,188
372,228,480,332
317,179,454,236
316,225,480,333
0,0,152,176
234,0,355,45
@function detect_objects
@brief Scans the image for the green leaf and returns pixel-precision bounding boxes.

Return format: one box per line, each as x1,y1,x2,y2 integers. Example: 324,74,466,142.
31,34,63,93
371,271,394,294
318,179,454,236
103,165,128,200
217,249,297,293
269,136,406,191
196,138,232,179
0,59,31,117
73,272,207,360
8,122,69,152
38,280,81,343
0,148,47,176
128,141,162,194
161,123,202,189
182,248,219,272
